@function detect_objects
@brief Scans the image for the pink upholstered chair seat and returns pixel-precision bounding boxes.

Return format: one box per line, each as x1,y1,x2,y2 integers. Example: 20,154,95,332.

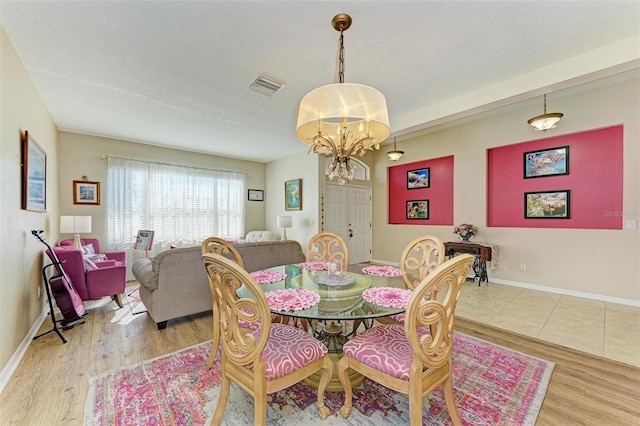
252,323,328,380
343,325,432,381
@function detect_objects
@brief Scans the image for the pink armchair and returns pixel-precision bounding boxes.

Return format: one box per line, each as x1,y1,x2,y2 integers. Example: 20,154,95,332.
47,246,126,308
59,238,126,265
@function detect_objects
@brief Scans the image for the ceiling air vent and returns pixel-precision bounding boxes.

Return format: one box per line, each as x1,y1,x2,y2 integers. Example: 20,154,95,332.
247,75,286,97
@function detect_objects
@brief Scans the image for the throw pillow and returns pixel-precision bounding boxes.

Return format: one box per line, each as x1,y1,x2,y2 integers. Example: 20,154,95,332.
83,243,96,255
84,256,97,270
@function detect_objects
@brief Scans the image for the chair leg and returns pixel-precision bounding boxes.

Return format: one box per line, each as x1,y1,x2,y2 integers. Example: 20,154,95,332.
443,375,463,426
337,356,353,419
211,375,230,425
207,310,220,369
316,355,333,420
111,294,123,308
408,380,422,426
254,380,267,426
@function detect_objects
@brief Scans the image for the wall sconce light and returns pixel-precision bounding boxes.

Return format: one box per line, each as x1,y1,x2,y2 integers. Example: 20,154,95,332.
528,94,563,131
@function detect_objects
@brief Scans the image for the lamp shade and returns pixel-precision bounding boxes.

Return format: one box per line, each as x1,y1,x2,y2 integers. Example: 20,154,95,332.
277,215,292,229
60,215,92,234
296,83,390,151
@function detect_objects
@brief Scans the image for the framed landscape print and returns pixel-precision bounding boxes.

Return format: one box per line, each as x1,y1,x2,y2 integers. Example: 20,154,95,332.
406,200,429,219
525,190,570,218
73,180,100,205
285,179,302,211
22,131,47,212
524,146,569,178
407,167,430,189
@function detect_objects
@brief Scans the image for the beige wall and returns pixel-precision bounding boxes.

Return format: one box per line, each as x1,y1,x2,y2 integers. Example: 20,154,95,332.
0,27,59,375
371,76,640,303
58,131,267,239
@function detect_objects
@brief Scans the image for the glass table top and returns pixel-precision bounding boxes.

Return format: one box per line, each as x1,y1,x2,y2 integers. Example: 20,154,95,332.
236,264,407,321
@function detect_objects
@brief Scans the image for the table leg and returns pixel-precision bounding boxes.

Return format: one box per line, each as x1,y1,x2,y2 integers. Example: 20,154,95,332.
304,321,365,392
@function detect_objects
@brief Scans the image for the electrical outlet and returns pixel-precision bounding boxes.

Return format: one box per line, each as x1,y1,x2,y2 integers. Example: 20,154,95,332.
520,263,527,271
627,220,637,230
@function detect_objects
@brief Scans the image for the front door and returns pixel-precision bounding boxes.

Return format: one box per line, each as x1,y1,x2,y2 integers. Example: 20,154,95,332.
324,184,372,264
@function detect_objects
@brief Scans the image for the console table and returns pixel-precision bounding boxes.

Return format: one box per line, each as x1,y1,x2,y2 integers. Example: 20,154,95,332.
444,242,492,285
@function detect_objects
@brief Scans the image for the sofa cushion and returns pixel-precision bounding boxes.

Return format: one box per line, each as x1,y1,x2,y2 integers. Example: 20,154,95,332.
132,258,158,290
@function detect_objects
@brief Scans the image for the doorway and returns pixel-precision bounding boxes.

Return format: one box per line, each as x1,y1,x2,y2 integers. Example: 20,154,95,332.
324,183,372,264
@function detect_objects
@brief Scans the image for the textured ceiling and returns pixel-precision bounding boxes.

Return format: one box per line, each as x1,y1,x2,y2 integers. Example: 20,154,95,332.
1,1,639,163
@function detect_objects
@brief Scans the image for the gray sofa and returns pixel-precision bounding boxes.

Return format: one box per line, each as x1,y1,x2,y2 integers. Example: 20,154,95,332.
131,240,306,329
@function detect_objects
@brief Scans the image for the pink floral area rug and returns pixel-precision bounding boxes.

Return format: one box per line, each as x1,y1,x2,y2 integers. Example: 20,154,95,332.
84,332,554,425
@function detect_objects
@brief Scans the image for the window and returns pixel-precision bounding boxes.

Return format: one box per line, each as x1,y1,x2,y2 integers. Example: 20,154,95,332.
106,156,245,250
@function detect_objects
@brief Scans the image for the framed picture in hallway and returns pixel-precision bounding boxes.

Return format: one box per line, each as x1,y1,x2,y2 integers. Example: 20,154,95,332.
407,167,430,189
285,179,302,211
406,200,429,219
524,190,570,218
524,146,569,178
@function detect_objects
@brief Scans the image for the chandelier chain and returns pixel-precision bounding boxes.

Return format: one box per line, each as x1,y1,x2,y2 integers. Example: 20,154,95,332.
338,29,345,84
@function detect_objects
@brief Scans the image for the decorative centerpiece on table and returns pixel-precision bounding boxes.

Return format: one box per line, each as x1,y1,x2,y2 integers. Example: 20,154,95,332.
454,223,478,243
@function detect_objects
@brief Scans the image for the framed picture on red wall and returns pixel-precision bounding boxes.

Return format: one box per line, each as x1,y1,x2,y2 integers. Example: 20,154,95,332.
406,200,429,219
407,168,430,189
524,146,569,178
525,190,570,219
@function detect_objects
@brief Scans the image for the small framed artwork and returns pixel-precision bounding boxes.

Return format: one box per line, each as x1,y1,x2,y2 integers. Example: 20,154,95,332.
524,146,569,178
407,167,430,189
285,179,302,211
134,230,155,250
73,180,100,205
525,190,570,218
248,189,264,201
406,200,429,219
22,131,47,212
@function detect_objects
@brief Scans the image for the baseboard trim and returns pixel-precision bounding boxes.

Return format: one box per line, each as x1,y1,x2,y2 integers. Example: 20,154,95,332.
0,306,47,395
370,258,640,308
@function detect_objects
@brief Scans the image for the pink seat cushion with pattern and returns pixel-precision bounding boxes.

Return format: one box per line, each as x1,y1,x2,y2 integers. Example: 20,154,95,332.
251,323,327,380
343,325,431,381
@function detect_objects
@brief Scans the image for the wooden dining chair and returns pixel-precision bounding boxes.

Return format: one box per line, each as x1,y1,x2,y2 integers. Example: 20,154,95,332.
200,237,245,369
336,254,475,426
400,235,445,290
201,253,333,425
307,231,349,271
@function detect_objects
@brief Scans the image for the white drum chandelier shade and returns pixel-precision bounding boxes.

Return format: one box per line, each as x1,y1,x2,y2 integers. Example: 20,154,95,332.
296,13,390,185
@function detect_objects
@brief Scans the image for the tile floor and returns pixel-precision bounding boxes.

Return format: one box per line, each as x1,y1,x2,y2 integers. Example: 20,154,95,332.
456,281,640,367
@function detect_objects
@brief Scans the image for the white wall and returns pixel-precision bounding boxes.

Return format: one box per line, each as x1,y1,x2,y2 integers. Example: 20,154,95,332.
371,75,640,303
265,151,322,251
0,27,59,376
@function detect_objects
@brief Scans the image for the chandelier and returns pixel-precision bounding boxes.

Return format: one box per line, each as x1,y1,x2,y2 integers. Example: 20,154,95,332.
528,94,563,131
296,13,390,184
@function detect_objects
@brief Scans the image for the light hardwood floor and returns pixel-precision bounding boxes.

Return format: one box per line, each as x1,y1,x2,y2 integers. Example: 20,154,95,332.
1,281,639,425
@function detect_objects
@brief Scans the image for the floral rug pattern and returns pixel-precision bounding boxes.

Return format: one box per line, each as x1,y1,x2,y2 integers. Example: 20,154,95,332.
85,332,554,425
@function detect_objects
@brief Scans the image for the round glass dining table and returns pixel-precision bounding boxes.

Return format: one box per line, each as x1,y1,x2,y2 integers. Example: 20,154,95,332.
237,263,408,391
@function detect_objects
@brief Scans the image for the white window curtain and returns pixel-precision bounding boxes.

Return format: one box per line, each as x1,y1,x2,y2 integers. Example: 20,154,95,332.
106,156,245,253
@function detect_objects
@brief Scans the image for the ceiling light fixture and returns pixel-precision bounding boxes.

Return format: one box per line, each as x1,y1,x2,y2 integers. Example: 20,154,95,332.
386,137,404,161
296,13,390,185
528,94,563,131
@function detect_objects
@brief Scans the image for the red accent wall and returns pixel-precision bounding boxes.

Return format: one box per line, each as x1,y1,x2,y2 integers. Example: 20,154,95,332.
388,155,454,225
487,126,623,229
